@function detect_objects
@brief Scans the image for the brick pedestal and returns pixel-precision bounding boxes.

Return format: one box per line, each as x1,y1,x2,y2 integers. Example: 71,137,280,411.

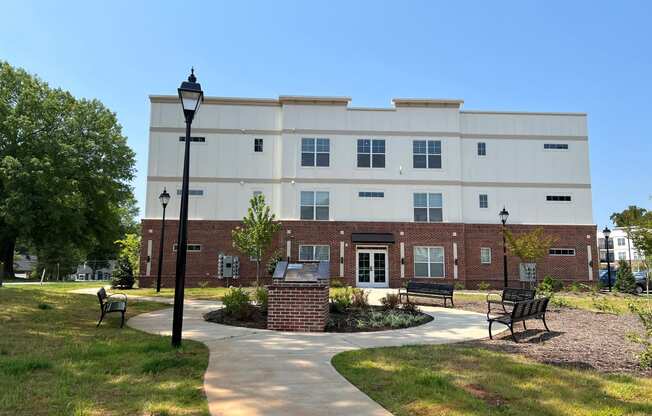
267,282,329,332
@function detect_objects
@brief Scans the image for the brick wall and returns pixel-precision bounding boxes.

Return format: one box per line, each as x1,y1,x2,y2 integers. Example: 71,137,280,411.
267,282,329,332
139,219,598,289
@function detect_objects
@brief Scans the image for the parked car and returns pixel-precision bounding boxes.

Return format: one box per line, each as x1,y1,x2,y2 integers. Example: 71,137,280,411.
599,269,650,294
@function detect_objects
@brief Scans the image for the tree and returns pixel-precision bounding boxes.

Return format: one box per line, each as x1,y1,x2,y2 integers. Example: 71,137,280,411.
630,211,652,294
505,228,558,285
232,194,281,285
114,233,141,277
0,61,136,282
614,260,637,294
611,206,648,269
111,256,134,289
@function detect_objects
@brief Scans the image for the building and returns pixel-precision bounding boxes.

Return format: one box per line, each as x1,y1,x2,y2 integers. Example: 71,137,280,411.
139,95,597,289
597,228,646,271
71,261,116,281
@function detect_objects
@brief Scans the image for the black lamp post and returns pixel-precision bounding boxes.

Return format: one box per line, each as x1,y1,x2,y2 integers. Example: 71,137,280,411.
171,68,204,348
156,188,171,293
499,207,510,288
603,226,613,292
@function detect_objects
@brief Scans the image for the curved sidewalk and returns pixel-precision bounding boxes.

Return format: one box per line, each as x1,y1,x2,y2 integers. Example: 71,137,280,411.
128,299,497,416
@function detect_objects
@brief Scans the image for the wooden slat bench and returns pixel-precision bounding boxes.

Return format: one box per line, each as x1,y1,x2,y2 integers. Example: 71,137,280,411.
96,287,127,328
486,288,536,318
399,282,454,307
488,297,550,342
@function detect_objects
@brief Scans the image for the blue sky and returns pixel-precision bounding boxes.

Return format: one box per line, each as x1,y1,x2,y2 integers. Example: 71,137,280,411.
2,1,650,227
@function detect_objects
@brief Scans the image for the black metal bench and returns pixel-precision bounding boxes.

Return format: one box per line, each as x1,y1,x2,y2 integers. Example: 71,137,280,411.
488,297,550,342
399,282,454,307
486,287,535,318
96,287,127,328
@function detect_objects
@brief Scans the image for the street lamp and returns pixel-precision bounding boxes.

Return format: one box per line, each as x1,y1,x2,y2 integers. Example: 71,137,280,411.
171,68,204,348
603,226,613,292
156,188,171,293
499,207,510,288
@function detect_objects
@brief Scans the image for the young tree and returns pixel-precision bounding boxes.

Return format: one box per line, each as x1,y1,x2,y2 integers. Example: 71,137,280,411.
611,205,648,269
630,211,652,294
115,233,141,277
505,228,558,285
232,194,281,285
614,260,637,294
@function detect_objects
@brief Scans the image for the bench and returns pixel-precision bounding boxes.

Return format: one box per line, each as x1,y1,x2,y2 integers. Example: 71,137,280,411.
96,287,127,328
486,287,536,318
399,282,454,307
488,297,550,342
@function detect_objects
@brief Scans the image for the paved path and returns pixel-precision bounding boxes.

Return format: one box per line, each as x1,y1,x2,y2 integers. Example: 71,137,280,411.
71,287,498,416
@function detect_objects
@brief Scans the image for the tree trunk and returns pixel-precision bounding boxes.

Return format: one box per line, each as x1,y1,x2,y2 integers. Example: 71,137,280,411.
256,260,260,286
626,229,633,270
0,235,16,281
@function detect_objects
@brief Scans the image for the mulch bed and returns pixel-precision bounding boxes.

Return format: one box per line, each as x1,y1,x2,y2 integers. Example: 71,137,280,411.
204,305,267,329
454,298,651,376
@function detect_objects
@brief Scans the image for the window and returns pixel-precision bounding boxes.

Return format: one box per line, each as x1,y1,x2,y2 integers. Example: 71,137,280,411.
617,238,626,246
549,248,576,256
599,238,614,249
172,243,202,252
479,194,488,209
414,247,444,278
480,247,492,264
301,138,330,167
298,245,330,261
413,193,443,222
546,195,571,202
357,139,385,168
254,138,263,152
600,251,615,262
358,191,384,198
300,191,329,220
618,252,627,260
413,140,442,169
544,143,569,150
477,142,486,156
178,136,206,143
177,189,204,196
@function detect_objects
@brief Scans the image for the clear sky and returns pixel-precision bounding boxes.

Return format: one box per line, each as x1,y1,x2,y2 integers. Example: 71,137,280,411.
2,1,650,227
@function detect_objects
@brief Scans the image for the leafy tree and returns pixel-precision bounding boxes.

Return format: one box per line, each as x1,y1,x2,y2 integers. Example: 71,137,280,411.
630,211,652,293
611,205,648,269
232,194,281,285
505,228,558,284
614,260,637,294
114,233,141,277
111,256,134,289
0,61,136,282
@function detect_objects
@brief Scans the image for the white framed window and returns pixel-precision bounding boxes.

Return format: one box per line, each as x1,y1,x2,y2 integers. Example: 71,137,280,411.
617,251,627,260
617,238,626,247
301,138,330,167
176,189,204,196
172,243,202,252
358,191,384,198
299,245,330,261
549,248,576,256
413,193,443,222
546,195,571,202
544,143,569,150
477,142,486,156
413,140,441,169
414,246,445,278
479,194,488,209
480,247,492,264
357,139,385,168
300,191,329,220
254,138,264,152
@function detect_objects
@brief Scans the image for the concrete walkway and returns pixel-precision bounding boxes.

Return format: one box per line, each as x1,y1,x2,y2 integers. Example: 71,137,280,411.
72,287,498,416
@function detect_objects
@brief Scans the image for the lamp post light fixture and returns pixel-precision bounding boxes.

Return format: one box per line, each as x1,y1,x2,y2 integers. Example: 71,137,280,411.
499,207,510,288
603,226,613,292
171,68,204,348
156,188,171,293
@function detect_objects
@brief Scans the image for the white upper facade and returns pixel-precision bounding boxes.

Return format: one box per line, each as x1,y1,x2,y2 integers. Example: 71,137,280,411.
145,95,593,225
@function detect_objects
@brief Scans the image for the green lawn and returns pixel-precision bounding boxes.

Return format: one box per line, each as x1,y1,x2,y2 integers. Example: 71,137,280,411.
332,345,652,416
0,285,209,416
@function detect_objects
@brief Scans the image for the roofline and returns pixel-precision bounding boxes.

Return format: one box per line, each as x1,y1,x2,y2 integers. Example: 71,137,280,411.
462,110,587,116
149,95,281,106
392,98,464,108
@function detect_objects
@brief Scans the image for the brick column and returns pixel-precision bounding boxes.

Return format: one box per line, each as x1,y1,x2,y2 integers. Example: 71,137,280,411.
267,282,329,332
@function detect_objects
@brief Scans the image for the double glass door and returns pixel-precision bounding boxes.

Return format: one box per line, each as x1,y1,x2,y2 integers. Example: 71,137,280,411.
356,249,388,288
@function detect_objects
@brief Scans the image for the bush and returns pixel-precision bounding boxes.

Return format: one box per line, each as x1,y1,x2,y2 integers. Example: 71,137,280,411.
111,256,134,289
222,287,251,319
380,293,401,310
330,278,345,288
628,302,652,369
590,294,618,314
615,261,637,294
400,301,421,315
331,288,353,313
266,249,284,275
363,310,428,329
541,275,563,292
454,282,465,290
351,288,369,308
253,286,268,312
566,282,591,293
476,281,490,291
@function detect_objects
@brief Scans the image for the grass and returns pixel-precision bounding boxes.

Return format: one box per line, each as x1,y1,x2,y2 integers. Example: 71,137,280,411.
332,345,652,416
0,284,209,416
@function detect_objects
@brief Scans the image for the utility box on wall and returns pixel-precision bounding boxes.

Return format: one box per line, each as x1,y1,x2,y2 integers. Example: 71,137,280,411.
217,253,239,280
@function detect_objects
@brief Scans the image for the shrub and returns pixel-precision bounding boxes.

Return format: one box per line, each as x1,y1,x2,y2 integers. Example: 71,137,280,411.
253,286,268,312
615,261,637,294
331,288,353,313
111,256,134,289
567,282,591,293
476,281,490,291
330,278,345,288
541,275,563,292
454,282,465,290
549,296,571,308
222,287,251,319
627,302,652,369
351,288,369,308
363,310,428,329
380,293,401,310
590,294,618,314
266,249,284,275
401,301,421,315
